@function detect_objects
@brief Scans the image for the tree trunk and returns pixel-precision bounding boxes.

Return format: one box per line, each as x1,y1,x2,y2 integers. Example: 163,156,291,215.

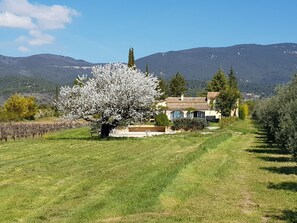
100,123,112,138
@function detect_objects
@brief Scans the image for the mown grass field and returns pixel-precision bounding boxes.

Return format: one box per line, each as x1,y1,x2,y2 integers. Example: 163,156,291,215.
0,119,296,222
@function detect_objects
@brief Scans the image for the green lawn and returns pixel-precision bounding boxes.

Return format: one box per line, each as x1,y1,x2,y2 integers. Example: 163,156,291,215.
0,120,296,222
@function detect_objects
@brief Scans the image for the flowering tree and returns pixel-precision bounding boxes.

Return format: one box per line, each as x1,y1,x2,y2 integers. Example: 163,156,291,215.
57,63,160,138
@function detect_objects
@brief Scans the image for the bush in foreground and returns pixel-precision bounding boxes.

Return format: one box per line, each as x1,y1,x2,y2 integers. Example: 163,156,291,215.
219,116,238,128
155,113,170,126
173,118,207,131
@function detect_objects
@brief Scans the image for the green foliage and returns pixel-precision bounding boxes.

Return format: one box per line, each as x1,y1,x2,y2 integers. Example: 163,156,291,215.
206,68,228,92
245,100,256,115
239,103,249,120
219,116,238,128
253,97,279,141
2,94,38,121
0,107,16,122
157,77,168,100
0,75,56,96
228,66,238,90
34,106,58,119
253,74,297,158
155,113,170,126
145,64,149,77
169,72,187,97
207,67,240,117
173,118,207,131
128,47,135,68
216,87,240,117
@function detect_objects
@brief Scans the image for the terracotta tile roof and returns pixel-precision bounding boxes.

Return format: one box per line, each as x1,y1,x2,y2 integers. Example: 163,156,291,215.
207,92,220,99
166,97,210,111
166,97,206,103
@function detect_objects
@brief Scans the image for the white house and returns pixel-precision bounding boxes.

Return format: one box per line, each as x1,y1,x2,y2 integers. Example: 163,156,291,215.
158,92,238,121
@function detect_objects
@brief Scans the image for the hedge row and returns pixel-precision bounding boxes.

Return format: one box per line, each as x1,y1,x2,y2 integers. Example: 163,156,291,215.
253,74,297,158
173,118,207,131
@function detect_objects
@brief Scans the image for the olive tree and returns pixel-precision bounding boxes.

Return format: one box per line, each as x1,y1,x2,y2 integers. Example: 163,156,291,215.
57,63,160,138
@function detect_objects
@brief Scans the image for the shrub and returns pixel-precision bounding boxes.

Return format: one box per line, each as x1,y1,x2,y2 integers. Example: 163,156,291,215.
155,113,170,126
219,116,238,128
173,118,207,131
3,94,38,120
239,103,249,120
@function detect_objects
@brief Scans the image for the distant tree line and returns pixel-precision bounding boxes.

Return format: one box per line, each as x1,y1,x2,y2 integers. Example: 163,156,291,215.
158,67,241,117
253,74,297,159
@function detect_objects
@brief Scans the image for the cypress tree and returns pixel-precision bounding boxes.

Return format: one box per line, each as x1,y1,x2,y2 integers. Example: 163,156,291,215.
228,66,238,90
145,64,149,77
128,48,135,68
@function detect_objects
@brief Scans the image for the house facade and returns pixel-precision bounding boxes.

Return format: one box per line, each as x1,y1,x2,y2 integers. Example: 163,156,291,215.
158,92,238,121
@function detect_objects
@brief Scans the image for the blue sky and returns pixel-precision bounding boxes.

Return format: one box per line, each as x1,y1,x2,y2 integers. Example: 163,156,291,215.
0,0,296,63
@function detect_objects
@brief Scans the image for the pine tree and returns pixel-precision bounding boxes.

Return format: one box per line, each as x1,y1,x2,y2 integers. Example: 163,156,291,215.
206,68,227,92
169,72,187,97
228,66,238,90
128,48,135,68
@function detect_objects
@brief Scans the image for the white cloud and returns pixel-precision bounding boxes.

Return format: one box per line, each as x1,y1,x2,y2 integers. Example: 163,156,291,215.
0,0,79,30
28,29,55,46
18,46,29,52
15,35,28,43
0,12,35,29
0,0,79,48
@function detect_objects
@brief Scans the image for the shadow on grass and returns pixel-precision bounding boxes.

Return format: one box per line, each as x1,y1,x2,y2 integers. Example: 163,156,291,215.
261,166,297,175
249,128,290,155
269,210,297,222
258,156,293,162
46,136,141,141
268,182,297,192
246,148,289,155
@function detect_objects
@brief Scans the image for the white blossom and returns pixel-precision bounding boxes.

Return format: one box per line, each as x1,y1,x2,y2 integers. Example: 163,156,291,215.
57,63,160,126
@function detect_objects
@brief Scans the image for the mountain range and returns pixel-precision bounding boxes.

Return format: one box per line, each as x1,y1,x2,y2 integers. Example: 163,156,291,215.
1,43,297,103
136,43,297,84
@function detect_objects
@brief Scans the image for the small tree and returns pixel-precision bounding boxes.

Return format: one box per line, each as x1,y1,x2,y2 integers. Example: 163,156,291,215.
207,67,240,117
207,68,228,92
3,94,38,120
169,72,187,97
216,87,239,117
57,63,160,138
128,47,135,69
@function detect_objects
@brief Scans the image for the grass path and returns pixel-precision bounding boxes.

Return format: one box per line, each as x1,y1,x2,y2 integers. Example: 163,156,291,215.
0,120,296,222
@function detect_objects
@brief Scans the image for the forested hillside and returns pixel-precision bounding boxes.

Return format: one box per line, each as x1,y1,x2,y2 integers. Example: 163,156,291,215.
136,43,297,84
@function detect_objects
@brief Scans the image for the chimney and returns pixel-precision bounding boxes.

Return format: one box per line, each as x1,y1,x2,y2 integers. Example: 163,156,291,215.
180,94,184,101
